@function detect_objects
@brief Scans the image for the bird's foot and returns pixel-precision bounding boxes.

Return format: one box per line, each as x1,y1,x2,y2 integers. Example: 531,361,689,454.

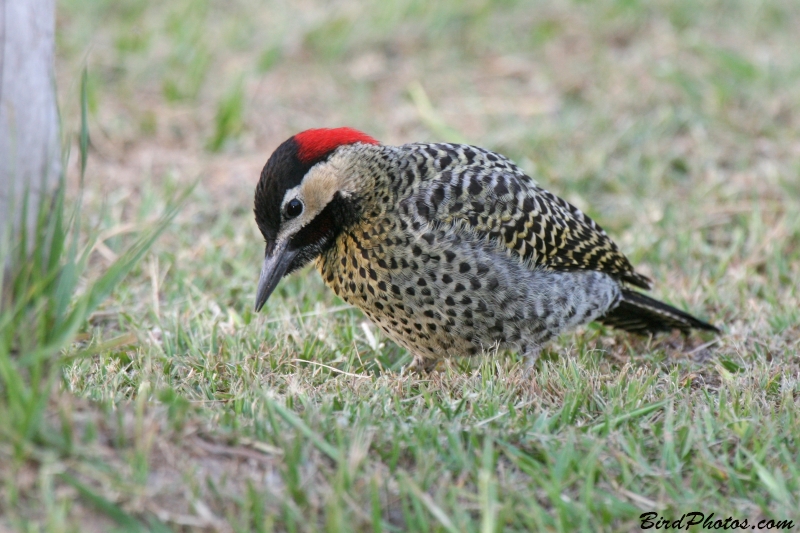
405,354,440,375
522,346,542,378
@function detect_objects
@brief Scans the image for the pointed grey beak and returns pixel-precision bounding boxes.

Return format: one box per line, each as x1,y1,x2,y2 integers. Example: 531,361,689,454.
255,239,298,312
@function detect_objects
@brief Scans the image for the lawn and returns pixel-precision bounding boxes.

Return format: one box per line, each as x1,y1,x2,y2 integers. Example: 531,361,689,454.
2,0,800,531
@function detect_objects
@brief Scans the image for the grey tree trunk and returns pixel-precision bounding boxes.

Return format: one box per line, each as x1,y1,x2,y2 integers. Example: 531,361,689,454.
0,0,61,240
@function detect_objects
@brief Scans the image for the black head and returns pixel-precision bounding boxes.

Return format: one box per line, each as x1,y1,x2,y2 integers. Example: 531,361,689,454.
253,127,379,311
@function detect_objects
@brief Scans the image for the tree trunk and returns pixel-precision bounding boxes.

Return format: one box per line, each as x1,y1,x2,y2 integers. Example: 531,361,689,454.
0,0,61,240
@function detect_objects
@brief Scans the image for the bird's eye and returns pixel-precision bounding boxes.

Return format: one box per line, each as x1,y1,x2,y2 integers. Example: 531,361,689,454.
285,198,303,219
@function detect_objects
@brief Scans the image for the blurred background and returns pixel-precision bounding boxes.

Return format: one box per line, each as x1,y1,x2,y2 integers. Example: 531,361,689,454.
57,0,800,194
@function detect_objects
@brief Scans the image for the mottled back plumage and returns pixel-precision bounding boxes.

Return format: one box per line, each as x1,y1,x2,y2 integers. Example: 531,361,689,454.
391,142,652,288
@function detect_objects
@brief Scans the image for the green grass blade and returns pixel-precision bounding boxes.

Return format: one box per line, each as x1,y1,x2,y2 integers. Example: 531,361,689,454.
60,473,148,532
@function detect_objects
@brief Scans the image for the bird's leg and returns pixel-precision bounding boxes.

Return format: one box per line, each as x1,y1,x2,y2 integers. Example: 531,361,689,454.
522,345,542,376
406,353,439,374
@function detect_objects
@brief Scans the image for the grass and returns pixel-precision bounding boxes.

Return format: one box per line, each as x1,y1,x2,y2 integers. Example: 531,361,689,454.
2,0,799,530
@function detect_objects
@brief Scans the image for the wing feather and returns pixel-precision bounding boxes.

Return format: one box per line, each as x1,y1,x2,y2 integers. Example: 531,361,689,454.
396,143,652,289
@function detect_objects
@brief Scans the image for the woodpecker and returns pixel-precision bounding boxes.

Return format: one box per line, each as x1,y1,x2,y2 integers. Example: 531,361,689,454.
253,128,718,371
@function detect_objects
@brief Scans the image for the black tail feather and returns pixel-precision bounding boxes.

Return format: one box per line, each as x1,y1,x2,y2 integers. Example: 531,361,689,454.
599,289,719,335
